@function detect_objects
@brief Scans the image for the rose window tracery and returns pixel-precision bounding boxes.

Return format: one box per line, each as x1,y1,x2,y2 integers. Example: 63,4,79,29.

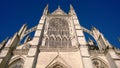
92,59,109,68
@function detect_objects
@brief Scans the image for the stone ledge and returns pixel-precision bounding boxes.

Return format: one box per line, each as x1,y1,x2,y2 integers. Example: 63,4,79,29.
39,46,78,52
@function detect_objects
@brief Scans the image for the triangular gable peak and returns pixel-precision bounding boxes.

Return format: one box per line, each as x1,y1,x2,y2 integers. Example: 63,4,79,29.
46,54,71,68
51,6,67,15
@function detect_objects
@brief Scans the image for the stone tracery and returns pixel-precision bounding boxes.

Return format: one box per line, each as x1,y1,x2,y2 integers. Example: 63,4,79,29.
92,59,109,68
45,18,71,47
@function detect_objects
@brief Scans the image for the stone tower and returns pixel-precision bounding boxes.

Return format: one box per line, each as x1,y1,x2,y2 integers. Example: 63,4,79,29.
0,5,120,68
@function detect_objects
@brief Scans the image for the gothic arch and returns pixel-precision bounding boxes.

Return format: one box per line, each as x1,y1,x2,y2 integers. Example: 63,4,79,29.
9,56,25,65
50,34,56,40
56,35,62,40
46,61,68,68
91,57,109,68
8,56,25,68
62,35,68,40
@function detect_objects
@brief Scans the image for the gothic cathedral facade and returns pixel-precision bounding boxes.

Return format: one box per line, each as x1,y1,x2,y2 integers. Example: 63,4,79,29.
0,5,120,68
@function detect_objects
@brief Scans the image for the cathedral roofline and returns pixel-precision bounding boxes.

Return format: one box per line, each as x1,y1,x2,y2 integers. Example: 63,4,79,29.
51,5,67,15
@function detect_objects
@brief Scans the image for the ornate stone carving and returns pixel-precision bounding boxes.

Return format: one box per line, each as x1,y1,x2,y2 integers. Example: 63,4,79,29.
44,18,72,48
92,59,108,68
47,62,68,68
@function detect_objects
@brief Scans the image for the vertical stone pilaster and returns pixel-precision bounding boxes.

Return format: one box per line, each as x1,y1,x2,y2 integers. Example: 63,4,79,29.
31,15,46,45
24,47,37,68
106,49,119,68
80,46,93,68
71,14,87,46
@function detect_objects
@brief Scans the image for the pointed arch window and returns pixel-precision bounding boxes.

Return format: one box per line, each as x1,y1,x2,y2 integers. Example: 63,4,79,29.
9,58,24,68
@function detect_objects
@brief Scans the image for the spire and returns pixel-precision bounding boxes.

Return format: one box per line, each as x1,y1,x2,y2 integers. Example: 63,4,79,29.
69,4,76,15
43,4,49,15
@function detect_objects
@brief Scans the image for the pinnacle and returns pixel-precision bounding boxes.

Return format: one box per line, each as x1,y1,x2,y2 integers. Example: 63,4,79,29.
70,4,74,10
57,5,61,10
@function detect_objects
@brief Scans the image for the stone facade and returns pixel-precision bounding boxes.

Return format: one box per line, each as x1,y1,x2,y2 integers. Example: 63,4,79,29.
0,5,120,68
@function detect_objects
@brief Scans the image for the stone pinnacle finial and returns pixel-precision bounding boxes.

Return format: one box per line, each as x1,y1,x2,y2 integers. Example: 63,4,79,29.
45,4,49,10
58,5,61,10
69,4,76,15
43,4,49,15
0,37,8,44
91,26,97,30
70,4,74,10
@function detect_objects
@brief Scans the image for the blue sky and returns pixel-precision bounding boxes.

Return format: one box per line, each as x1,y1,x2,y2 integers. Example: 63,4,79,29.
0,0,120,48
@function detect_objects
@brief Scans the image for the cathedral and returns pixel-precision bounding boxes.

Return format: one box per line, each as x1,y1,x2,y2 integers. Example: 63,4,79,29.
0,5,120,68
